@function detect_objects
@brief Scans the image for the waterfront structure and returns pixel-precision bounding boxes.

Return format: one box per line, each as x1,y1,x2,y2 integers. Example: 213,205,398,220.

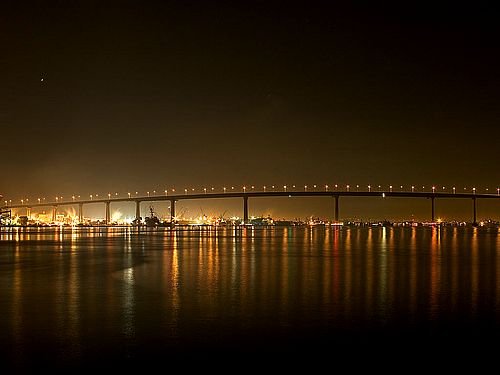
3,188,499,226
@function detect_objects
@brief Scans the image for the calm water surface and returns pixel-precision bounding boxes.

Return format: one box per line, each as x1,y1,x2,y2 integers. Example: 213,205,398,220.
1,226,500,369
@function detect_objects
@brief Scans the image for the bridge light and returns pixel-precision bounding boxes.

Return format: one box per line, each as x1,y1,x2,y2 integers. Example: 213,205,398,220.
272,185,275,189
147,191,150,197
325,185,329,191
313,185,317,188
223,187,226,193
473,187,476,194
400,185,403,190
185,189,188,195
128,192,131,198
38,198,41,203
21,199,24,204
432,186,436,193
497,188,499,195
304,185,307,191
292,185,296,188
334,184,338,189
231,187,234,190
172,189,175,193
243,186,246,193
389,185,393,192
89,195,92,200
346,185,350,191
211,187,215,191
263,186,266,192
108,193,111,199
453,187,456,194
368,185,371,192
284,185,287,192
356,185,359,189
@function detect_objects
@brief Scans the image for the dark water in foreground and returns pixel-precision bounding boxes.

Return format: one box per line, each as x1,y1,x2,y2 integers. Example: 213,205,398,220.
1,226,500,370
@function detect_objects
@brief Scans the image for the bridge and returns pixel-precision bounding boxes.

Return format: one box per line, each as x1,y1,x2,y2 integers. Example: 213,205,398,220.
2,189,500,225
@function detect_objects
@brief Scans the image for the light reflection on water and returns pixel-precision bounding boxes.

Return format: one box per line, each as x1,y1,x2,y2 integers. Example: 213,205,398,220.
1,225,500,367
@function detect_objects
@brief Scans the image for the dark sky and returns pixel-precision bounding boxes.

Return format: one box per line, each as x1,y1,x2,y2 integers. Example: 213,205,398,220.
1,1,499,220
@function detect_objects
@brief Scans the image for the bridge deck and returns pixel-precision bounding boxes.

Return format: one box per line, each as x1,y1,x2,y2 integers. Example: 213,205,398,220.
3,191,499,209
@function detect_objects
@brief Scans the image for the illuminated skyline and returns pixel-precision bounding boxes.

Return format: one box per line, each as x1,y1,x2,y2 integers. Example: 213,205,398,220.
3,185,500,223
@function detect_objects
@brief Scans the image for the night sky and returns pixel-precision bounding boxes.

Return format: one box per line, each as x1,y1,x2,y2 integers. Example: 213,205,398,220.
1,1,499,220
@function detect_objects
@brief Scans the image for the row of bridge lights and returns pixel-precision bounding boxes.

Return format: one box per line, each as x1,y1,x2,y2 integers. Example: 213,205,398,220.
6,186,500,205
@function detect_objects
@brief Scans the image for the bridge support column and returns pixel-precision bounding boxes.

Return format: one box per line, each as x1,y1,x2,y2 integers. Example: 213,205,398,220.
135,201,141,224
170,199,176,223
431,197,435,222
243,196,248,224
52,206,57,222
27,207,31,220
105,201,111,225
78,203,83,224
334,195,339,222
473,197,477,226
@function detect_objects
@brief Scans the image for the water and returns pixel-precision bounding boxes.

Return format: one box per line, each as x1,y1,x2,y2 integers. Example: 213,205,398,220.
1,226,500,370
